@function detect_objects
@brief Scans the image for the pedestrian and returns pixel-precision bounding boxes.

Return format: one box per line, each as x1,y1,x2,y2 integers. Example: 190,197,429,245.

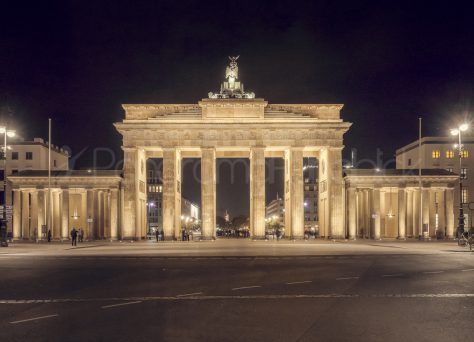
155,229,159,242
71,228,77,246
182,228,186,241
78,228,84,243
189,230,193,241
47,229,52,243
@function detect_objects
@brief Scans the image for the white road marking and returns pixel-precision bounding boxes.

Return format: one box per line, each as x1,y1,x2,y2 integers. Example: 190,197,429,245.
382,273,403,277
423,271,444,274
10,314,59,324
101,301,142,309
336,276,360,280
2,293,474,303
231,286,261,291
285,281,312,285
176,292,203,297
461,269,474,272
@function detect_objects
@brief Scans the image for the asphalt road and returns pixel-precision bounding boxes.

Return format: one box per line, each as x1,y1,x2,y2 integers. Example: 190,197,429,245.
0,240,473,341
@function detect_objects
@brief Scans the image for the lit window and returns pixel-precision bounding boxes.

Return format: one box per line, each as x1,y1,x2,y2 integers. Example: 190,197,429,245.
461,168,467,179
432,150,440,159
305,185,309,191
446,168,453,173
461,150,469,158
446,150,454,158
462,188,468,204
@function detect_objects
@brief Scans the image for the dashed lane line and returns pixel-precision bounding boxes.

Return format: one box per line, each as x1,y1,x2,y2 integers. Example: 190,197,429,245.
10,314,59,324
231,286,261,291
461,269,474,272
285,281,312,285
101,301,142,309
423,271,444,274
336,276,360,280
176,292,203,297
382,274,404,278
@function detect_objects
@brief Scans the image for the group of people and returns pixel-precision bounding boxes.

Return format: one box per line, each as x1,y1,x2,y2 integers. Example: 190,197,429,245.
181,229,193,241
70,228,84,246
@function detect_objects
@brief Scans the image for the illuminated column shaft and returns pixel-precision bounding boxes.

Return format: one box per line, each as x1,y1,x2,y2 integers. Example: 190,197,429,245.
201,148,216,239
398,189,406,239
110,189,119,240
422,189,430,234
21,191,30,239
250,147,266,239
30,191,38,240
163,148,181,240
446,188,454,238
347,187,356,239
61,190,69,239
373,189,381,239
13,190,21,239
406,190,413,237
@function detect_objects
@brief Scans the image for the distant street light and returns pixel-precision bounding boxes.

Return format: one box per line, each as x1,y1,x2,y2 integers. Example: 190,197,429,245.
0,126,16,247
450,123,469,239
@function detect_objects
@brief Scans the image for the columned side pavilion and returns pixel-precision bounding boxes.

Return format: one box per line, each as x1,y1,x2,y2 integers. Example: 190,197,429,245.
9,171,122,240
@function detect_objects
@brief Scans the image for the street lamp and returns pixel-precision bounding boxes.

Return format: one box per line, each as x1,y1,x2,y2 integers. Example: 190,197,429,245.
0,126,16,247
450,123,469,239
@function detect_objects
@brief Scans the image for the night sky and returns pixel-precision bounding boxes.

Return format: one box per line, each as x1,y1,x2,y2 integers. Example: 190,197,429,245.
1,0,473,216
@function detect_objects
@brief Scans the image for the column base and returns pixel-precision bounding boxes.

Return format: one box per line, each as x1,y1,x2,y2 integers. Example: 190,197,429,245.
252,236,267,240
397,236,406,240
199,236,216,241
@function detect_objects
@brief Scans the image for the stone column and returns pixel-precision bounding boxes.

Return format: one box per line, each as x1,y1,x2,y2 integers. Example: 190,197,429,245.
122,147,147,239
99,191,104,239
372,189,381,239
61,190,69,240
284,150,292,237
398,188,406,239
422,189,430,235
30,191,38,240
413,189,420,236
201,148,216,240
53,191,61,240
87,189,95,240
319,147,344,238
21,191,30,239
250,147,266,239
347,187,356,239
163,148,181,240
438,189,446,237
406,190,413,237
446,188,455,238
380,190,386,237
110,189,119,240
13,190,21,240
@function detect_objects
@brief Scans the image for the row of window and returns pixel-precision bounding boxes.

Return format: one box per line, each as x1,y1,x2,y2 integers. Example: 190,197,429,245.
148,185,163,193
445,168,468,179
11,152,33,160
432,150,468,159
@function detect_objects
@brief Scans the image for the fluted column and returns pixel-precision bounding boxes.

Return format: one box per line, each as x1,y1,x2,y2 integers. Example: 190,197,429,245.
53,191,61,240
30,191,38,240
438,189,446,237
21,191,30,239
422,189,430,236
250,147,266,239
13,190,21,240
398,188,406,239
110,189,118,240
201,148,216,240
87,189,95,240
163,148,181,240
61,190,69,240
373,189,381,239
446,188,455,238
406,190,413,237
347,187,356,239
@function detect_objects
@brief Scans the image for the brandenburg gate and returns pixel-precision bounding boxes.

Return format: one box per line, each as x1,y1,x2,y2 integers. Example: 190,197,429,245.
115,57,351,240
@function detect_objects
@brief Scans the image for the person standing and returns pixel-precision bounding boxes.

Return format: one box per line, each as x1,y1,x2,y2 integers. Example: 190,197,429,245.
47,229,52,243
78,228,84,243
155,229,159,242
71,228,77,246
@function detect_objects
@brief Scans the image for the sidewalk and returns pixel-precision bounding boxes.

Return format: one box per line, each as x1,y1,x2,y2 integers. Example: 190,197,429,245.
0,238,469,257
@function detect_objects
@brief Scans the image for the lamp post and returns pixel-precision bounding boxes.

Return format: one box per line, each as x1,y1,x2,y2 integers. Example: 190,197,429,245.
450,123,469,239
0,126,16,247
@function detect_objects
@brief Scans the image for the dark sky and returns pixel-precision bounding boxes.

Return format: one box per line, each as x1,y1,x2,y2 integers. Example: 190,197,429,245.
1,0,473,216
